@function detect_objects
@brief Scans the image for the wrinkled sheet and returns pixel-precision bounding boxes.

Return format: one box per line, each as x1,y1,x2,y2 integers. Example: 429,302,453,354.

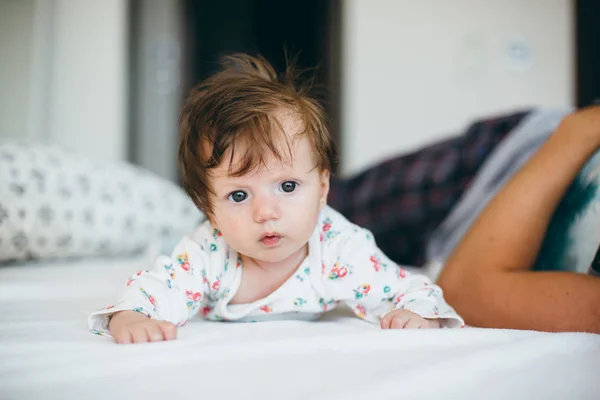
1,255,599,399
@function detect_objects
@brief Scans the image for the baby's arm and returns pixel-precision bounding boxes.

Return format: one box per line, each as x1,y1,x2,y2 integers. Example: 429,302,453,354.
89,235,211,343
322,227,464,329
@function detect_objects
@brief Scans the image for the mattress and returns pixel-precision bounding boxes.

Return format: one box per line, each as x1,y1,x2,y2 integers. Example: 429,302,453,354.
1,254,599,399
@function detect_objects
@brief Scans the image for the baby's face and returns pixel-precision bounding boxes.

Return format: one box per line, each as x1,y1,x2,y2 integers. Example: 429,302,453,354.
208,115,329,264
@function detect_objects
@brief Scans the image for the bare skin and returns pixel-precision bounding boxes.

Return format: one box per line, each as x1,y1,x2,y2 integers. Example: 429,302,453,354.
437,106,600,333
109,311,177,344
380,309,441,329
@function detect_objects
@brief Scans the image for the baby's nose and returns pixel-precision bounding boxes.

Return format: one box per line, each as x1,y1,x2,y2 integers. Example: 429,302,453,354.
253,195,281,222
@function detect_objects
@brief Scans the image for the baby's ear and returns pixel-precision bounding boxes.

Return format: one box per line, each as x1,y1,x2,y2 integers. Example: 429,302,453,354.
209,216,219,231
319,169,330,208
206,210,219,230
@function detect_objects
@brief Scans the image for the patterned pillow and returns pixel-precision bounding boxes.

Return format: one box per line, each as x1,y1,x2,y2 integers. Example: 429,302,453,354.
535,150,600,274
0,142,205,262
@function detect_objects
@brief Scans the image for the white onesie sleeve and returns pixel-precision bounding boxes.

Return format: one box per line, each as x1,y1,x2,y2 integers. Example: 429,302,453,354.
88,225,221,335
321,224,464,328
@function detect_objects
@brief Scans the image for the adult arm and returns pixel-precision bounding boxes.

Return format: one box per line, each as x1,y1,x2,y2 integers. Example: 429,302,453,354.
437,107,600,333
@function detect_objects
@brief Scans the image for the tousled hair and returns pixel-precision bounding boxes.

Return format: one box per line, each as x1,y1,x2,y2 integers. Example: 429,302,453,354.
178,53,338,216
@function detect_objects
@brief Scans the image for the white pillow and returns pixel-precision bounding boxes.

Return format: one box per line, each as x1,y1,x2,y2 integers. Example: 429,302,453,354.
0,142,205,262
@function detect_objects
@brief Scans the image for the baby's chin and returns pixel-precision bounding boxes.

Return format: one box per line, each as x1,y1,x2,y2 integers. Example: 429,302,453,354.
241,243,308,264
248,249,296,264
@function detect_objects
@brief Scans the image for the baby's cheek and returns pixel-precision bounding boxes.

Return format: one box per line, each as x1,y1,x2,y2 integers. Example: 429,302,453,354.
286,200,320,222
217,220,243,245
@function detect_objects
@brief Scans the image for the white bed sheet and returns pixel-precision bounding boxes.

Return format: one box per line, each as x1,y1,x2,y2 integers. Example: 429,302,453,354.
1,255,599,400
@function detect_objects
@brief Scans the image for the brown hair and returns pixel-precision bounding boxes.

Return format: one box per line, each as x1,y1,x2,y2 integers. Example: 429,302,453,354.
178,53,338,216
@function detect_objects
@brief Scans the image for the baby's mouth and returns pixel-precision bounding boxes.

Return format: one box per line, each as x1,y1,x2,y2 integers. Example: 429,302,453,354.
259,233,282,247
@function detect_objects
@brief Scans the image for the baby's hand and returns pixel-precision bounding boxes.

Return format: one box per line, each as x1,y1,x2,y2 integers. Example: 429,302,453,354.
109,310,178,344
380,309,441,329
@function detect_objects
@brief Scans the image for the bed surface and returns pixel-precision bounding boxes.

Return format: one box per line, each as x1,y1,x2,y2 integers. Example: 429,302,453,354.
1,255,599,399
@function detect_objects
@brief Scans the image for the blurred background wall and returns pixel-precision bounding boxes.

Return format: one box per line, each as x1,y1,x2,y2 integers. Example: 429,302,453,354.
341,0,573,175
1,0,598,179
0,0,128,160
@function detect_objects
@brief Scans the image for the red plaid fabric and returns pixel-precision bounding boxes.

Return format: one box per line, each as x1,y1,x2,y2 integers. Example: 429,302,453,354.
328,110,531,266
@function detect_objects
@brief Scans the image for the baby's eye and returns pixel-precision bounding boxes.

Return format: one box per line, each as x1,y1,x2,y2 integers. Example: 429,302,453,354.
280,181,297,193
228,191,247,203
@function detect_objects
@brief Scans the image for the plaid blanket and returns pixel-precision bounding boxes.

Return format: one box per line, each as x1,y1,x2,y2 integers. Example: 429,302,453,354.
329,110,531,266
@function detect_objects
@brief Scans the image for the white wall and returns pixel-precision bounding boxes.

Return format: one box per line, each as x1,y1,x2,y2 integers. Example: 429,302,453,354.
341,0,574,176
0,0,35,141
0,0,128,161
48,0,128,161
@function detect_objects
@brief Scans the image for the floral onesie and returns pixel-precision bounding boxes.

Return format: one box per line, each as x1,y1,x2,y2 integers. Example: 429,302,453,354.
89,206,464,334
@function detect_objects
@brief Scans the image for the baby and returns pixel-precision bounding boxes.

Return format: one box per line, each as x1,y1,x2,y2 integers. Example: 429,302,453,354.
89,54,464,344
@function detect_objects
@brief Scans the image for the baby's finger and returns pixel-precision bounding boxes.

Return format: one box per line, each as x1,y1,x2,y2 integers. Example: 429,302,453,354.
130,326,149,343
114,330,132,344
380,314,392,329
403,317,424,329
146,326,165,342
390,315,410,329
159,322,178,341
